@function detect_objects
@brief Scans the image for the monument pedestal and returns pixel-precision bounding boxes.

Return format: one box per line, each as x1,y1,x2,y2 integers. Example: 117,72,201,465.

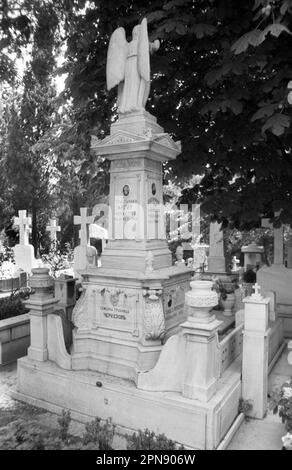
71,265,191,382
69,111,192,381
14,356,241,450
181,319,222,402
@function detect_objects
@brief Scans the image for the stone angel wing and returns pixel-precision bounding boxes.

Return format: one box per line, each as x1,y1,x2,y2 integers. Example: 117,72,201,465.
138,18,150,82
106,27,128,90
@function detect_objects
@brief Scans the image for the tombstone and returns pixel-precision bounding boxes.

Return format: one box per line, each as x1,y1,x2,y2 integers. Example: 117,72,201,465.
231,256,240,272
262,214,283,265
89,223,108,253
241,243,264,270
285,237,292,268
175,245,186,268
46,218,61,246
13,210,36,273
257,214,292,336
208,222,225,273
192,244,208,272
73,207,97,277
181,241,193,260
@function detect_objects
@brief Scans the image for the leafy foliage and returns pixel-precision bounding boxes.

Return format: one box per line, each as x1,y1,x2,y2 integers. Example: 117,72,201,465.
55,0,292,228
83,417,115,450
126,428,184,450
2,0,292,236
270,379,292,432
0,296,28,320
41,241,73,278
57,409,71,442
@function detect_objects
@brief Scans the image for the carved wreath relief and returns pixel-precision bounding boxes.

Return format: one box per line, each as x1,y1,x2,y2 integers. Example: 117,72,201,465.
142,289,166,341
72,285,139,335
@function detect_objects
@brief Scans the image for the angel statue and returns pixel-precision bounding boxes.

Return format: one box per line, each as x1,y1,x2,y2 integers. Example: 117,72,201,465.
106,18,160,114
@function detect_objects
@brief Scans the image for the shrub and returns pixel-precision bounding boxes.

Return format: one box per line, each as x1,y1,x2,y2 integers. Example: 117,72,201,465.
41,241,74,278
57,409,71,442
0,297,28,321
238,398,253,420
126,428,184,450
270,379,292,432
242,269,256,284
83,417,115,449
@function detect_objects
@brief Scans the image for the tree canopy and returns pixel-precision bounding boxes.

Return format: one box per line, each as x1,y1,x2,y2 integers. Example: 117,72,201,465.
1,0,292,251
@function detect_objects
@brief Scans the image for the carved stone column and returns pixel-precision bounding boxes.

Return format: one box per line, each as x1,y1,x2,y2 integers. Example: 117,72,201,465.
181,280,221,402
26,268,59,361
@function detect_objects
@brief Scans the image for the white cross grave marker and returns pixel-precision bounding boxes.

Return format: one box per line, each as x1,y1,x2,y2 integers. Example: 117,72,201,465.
14,210,31,245
74,207,94,246
251,282,264,301
262,212,283,265
46,218,61,244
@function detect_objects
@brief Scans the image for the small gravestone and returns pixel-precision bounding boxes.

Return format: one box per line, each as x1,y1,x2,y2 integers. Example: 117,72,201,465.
46,218,61,246
208,222,225,273
262,214,283,265
13,210,36,273
73,207,97,277
241,243,263,269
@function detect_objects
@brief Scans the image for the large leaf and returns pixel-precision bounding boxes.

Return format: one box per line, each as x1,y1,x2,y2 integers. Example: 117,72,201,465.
261,23,292,40
231,29,262,54
201,99,243,116
191,23,217,39
251,103,279,121
262,113,290,136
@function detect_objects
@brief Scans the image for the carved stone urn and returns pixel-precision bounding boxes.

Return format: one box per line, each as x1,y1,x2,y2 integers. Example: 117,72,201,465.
185,280,218,323
29,267,54,300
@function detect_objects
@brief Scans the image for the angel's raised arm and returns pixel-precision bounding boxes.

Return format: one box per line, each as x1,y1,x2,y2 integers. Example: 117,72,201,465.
106,27,128,90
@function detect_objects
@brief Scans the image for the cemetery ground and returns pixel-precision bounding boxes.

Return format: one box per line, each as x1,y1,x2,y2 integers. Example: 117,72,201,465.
0,344,291,451
0,362,127,450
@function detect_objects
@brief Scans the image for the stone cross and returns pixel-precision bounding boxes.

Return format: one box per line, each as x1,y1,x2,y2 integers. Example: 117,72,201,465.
232,256,240,271
46,218,61,244
252,283,263,301
262,214,283,265
14,210,31,245
74,207,94,246
253,283,261,296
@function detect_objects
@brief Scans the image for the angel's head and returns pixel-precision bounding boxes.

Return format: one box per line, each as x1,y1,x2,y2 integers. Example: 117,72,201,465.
132,24,140,39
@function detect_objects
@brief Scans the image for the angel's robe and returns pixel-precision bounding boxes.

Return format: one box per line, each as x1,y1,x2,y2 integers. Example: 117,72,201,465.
117,33,149,113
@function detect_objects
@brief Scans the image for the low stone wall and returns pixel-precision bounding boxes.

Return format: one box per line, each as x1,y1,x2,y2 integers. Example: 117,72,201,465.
0,313,30,365
277,304,292,338
268,318,285,372
219,324,243,376
218,315,284,380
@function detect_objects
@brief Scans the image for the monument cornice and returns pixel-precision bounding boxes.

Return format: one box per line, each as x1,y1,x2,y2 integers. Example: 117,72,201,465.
91,130,181,162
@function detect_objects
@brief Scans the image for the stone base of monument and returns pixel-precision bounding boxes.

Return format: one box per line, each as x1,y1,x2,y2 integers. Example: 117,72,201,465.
101,239,172,271
70,266,192,382
14,355,241,450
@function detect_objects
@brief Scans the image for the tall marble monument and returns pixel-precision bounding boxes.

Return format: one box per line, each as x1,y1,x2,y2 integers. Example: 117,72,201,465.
15,18,241,450
70,18,192,381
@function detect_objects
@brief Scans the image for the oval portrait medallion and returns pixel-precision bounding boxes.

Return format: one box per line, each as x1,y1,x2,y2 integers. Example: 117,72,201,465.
122,184,130,196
